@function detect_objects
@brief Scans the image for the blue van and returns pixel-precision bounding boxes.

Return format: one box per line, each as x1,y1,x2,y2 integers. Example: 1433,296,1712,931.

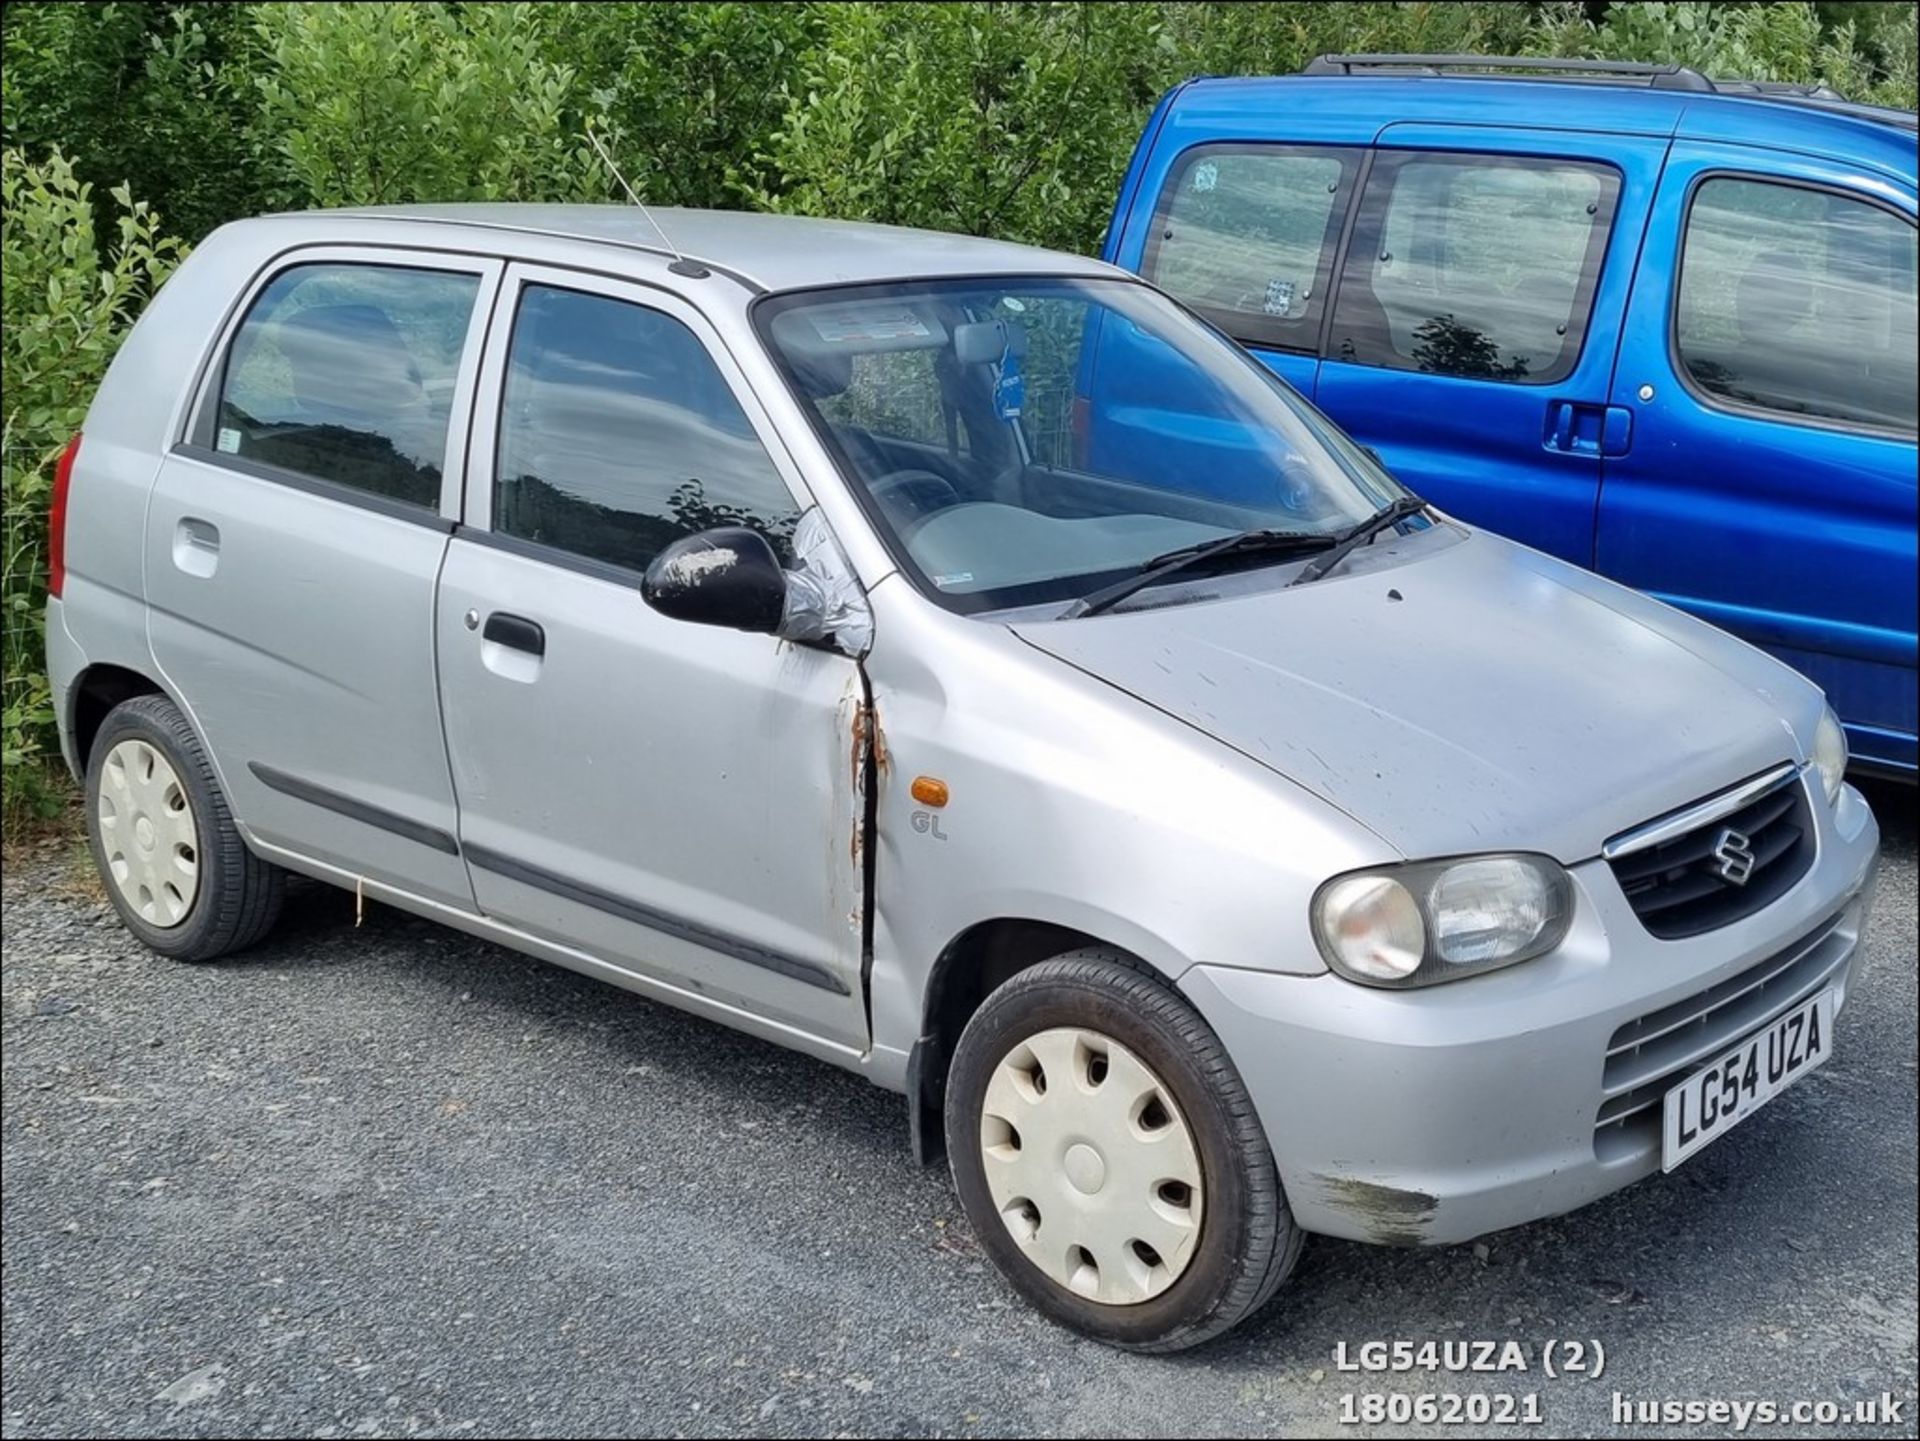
1101,56,1917,777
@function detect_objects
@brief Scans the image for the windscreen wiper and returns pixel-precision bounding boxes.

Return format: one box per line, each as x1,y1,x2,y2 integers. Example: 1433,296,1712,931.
1061,528,1337,619
1286,496,1430,588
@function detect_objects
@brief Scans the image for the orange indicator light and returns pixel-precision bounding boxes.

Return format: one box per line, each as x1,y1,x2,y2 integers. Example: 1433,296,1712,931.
911,776,950,808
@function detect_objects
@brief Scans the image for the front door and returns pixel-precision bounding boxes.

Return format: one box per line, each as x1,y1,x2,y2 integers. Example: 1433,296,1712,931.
1313,125,1666,563
1595,143,1918,773
435,265,869,1047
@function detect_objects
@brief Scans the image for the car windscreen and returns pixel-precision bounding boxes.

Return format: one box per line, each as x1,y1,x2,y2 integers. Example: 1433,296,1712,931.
754,276,1406,614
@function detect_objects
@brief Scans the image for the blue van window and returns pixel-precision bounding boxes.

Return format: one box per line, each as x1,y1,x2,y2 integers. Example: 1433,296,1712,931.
495,286,799,571
1329,151,1619,386
1143,145,1359,351
1676,178,1917,435
216,263,479,509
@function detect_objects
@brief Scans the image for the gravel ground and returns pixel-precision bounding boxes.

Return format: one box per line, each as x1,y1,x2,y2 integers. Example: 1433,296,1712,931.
2,784,1914,1440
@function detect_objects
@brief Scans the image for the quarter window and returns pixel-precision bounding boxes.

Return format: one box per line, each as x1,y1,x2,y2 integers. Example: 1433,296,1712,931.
1676,177,1917,434
214,263,479,508
495,286,800,570
1144,145,1359,350
1328,152,1619,386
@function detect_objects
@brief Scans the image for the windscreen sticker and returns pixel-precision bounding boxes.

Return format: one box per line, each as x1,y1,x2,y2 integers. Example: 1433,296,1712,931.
993,349,1025,420
932,572,975,588
1191,160,1219,193
216,427,243,454
1263,278,1298,316
808,307,932,344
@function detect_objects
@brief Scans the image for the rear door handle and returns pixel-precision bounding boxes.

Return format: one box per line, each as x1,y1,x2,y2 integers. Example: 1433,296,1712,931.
172,517,220,578
483,612,545,656
1544,400,1633,458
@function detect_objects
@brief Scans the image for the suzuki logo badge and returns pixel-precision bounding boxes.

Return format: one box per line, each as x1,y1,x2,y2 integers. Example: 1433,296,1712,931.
1713,826,1757,886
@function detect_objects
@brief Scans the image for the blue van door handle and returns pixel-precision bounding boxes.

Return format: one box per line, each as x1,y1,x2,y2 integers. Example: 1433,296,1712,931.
1544,400,1633,457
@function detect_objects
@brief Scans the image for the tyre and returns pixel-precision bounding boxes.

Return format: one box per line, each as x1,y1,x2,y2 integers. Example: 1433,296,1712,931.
84,694,284,961
944,949,1303,1352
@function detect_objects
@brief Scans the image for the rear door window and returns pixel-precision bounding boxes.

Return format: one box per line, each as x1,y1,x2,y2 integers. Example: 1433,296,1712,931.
1675,176,1917,434
1328,151,1620,385
214,262,480,509
1143,145,1360,351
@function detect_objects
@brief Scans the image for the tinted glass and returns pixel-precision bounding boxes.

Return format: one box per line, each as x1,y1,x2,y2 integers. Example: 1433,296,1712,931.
1145,146,1358,350
1677,177,1918,433
216,263,479,508
496,286,800,570
1329,152,1618,385
760,277,1406,615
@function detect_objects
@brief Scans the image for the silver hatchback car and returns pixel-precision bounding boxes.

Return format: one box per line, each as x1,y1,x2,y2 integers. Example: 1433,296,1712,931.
47,206,1879,1351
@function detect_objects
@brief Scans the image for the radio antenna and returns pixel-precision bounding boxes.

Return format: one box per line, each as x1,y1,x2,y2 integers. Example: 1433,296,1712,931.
585,125,708,278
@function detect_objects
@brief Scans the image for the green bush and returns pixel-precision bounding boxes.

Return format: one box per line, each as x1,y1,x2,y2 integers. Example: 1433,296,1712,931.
250,1,596,208
1,2,267,244
2,150,184,818
755,1,1173,251
551,1,830,210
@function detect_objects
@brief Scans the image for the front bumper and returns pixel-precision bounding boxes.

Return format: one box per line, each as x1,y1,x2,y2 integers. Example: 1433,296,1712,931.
1182,782,1881,1247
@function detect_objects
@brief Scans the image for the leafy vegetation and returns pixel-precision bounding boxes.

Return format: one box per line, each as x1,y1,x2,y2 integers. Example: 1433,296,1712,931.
2,1,1914,816
2,151,183,816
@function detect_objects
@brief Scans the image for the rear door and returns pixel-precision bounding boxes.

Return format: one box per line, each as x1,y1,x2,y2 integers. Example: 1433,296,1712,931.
148,248,498,909
1596,143,1918,771
1313,125,1667,563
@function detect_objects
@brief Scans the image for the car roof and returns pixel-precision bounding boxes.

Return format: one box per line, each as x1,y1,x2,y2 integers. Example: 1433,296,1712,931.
320,204,1122,292
1158,75,1919,187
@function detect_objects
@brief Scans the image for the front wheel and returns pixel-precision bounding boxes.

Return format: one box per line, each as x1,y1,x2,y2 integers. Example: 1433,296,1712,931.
944,950,1303,1352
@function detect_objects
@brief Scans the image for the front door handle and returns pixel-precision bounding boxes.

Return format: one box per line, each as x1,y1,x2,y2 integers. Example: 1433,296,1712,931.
483,612,545,657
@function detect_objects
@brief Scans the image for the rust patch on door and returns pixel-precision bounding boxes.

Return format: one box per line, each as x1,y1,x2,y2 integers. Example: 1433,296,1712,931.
847,693,888,863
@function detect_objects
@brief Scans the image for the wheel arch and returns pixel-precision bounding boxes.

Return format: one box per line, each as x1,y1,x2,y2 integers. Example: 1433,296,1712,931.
69,663,167,775
905,917,1177,1167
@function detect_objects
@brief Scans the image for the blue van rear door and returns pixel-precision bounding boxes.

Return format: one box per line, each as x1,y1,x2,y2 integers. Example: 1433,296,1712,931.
1313,123,1669,564
1596,140,1918,773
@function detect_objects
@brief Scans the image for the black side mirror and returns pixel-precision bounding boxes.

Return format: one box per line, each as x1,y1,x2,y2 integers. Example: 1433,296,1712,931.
641,527,788,634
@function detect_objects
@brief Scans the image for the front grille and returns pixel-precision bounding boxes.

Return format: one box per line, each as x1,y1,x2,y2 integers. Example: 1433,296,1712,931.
1591,906,1851,1159
1608,774,1814,939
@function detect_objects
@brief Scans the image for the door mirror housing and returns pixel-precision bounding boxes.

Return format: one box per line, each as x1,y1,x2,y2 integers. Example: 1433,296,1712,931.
641,527,789,634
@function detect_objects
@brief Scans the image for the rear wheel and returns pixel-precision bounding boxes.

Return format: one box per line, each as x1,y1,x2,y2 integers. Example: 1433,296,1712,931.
944,949,1303,1352
85,695,283,961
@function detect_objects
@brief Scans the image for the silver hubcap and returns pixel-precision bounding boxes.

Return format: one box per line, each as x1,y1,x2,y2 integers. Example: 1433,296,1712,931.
979,1027,1204,1305
97,739,200,928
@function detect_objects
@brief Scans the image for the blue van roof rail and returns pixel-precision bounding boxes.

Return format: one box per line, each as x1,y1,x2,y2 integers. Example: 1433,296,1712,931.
1301,54,1715,90
1300,53,1918,130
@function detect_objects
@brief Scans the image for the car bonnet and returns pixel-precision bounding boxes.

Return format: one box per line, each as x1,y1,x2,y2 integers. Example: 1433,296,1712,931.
1012,531,1810,863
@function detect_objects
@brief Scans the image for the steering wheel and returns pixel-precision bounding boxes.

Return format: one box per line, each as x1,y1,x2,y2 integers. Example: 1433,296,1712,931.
869,468,963,526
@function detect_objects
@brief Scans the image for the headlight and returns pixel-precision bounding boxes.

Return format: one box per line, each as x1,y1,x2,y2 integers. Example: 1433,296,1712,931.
1812,703,1847,807
1312,854,1573,989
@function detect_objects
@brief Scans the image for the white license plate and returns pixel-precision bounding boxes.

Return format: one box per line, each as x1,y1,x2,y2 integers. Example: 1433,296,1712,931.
1661,990,1835,1172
